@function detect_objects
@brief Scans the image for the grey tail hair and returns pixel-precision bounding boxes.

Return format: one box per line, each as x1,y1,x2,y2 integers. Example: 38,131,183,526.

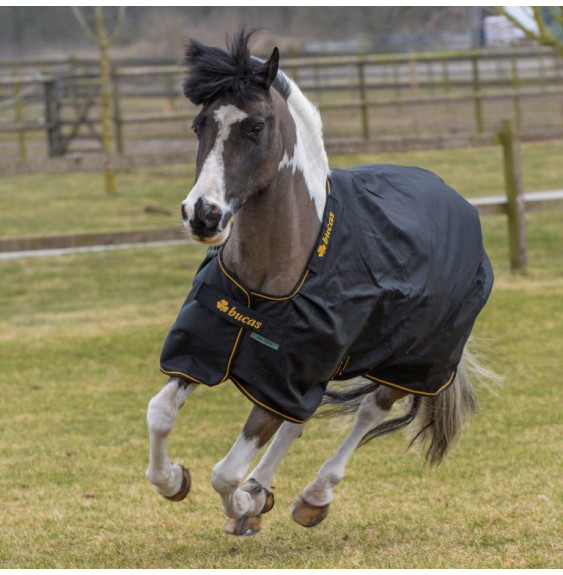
408,341,501,466
319,339,501,466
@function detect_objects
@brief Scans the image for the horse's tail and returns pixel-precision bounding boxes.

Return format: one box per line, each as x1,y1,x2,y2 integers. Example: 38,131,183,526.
408,352,478,466
319,341,499,465
409,344,501,466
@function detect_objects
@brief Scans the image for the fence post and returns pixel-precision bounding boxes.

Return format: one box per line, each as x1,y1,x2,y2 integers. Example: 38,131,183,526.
112,70,124,154
392,61,402,112
441,57,451,115
427,60,435,96
357,58,370,140
43,79,64,157
499,119,527,274
14,73,27,162
471,54,484,133
409,56,421,133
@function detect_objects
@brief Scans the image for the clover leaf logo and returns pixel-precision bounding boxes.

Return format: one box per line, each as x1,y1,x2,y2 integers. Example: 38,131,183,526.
317,244,327,258
217,299,229,312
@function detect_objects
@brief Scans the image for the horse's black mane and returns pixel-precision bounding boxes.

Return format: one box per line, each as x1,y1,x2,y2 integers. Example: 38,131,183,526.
183,29,290,106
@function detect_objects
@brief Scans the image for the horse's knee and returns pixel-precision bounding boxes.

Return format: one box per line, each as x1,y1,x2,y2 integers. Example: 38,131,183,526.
147,393,176,435
147,379,193,435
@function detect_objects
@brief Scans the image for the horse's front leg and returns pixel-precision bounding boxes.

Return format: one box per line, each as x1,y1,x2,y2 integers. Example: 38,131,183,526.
146,378,196,500
211,405,283,535
249,420,305,491
219,420,305,535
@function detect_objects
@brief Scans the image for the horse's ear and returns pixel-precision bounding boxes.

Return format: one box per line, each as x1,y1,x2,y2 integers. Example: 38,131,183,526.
257,47,279,89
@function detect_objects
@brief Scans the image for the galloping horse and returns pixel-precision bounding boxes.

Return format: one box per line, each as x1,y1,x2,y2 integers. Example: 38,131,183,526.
146,30,494,536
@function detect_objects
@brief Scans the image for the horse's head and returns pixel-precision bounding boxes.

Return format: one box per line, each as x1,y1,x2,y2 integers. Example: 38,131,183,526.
180,31,292,246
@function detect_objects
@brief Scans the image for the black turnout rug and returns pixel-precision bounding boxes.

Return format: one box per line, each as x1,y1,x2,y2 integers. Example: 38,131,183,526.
161,164,494,423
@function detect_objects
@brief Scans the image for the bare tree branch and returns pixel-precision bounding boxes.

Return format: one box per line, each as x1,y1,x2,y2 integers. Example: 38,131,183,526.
71,6,125,193
495,6,563,57
71,7,99,45
545,6,563,27
107,6,127,46
531,6,554,43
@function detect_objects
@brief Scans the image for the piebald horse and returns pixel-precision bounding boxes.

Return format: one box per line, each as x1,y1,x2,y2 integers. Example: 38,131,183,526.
146,31,494,536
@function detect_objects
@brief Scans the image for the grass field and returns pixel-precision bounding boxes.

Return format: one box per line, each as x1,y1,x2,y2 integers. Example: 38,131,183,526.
1,139,562,240
0,143,562,568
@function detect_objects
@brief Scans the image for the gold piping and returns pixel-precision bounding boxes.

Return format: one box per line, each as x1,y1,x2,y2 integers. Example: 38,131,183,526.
364,370,456,397
250,270,310,301
160,327,244,386
217,255,251,305
231,376,312,424
339,355,351,376
160,368,205,385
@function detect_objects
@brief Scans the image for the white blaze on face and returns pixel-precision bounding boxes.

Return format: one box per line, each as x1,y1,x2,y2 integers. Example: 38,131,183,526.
182,105,248,224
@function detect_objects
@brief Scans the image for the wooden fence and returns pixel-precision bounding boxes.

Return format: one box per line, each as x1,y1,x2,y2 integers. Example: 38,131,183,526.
1,46,562,162
1,49,562,273
0,116,560,274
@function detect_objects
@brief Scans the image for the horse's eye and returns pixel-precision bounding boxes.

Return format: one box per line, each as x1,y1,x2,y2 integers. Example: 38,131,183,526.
191,117,202,136
248,122,264,139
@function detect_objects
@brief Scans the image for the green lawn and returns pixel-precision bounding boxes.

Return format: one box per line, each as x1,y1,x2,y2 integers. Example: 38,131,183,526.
0,145,561,568
0,140,561,239
0,168,191,238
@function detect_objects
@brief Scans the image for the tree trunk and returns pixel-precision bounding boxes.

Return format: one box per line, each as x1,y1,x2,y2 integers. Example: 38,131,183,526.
95,7,117,194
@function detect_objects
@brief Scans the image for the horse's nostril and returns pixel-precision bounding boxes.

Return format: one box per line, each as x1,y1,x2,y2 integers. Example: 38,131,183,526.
181,204,188,221
189,197,225,238
194,198,221,229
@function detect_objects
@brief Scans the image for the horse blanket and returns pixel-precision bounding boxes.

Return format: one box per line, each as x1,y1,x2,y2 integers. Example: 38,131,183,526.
160,164,494,423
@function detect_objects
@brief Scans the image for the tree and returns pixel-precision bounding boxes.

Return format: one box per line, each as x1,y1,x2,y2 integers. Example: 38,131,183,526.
495,6,563,59
71,7,126,194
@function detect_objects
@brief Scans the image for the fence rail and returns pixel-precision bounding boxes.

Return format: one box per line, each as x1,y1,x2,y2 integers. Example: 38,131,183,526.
0,52,561,274
1,46,562,162
0,112,560,274
1,191,561,266
471,189,563,215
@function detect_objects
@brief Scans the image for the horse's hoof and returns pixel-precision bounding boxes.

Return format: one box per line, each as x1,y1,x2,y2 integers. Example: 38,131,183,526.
223,514,262,536
291,495,330,527
243,478,275,514
163,465,191,502
262,489,275,514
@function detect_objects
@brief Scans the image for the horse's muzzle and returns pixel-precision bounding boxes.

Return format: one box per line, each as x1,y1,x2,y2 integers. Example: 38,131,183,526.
183,197,231,244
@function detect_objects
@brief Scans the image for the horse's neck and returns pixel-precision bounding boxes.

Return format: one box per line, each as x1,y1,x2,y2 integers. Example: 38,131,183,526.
222,169,323,295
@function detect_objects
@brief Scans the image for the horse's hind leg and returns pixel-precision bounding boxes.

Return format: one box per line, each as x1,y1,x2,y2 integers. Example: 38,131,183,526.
146,378,197,500
293,385,405,527
249,420,305,490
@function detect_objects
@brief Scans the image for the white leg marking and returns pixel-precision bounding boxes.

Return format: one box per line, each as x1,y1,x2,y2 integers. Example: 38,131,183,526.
249,421,305,490
146,379,196,497
301,392,389,507
211,433,266,519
